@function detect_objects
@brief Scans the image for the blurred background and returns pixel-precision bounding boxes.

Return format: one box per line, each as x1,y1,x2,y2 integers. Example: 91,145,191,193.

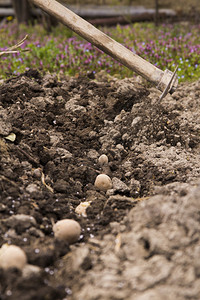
0,0,199,25
0,0,199,81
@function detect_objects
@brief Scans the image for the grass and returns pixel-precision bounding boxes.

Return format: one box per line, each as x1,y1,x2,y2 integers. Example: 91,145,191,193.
0,20,199,82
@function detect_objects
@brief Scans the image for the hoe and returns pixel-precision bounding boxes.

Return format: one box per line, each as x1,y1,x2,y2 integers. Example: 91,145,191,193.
30,0,178,100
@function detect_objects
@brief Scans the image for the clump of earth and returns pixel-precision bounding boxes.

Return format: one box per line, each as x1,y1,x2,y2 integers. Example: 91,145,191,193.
0,69,200,299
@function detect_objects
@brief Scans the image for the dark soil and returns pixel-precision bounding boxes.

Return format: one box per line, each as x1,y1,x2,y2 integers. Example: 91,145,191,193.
0,69,200,299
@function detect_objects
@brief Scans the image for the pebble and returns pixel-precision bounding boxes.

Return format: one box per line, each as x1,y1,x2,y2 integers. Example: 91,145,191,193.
25,184,41,199
131,116,141,127
56,147,73,159
87,149,99,160
33,168,42,178
89,131,97,138
116,144,124,151
129,178,141,194
22,264,41,278
122,133,129,141
0,203,6,212
112,177,130,193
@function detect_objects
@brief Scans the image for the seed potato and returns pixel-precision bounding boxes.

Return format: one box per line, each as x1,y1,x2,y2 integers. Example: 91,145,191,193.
0,244,27,270
98,154,109,165
53,219,81,244
94,174,112,191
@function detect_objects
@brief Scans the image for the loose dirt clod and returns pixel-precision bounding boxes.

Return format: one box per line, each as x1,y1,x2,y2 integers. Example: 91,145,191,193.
0,71,199,299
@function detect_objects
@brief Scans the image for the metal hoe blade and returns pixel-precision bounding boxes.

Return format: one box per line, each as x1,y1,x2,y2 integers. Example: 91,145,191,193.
30,0,178,98
159,65,178,102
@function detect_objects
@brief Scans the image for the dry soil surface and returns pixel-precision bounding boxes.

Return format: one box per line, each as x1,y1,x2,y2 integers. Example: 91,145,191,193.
0,70,200,299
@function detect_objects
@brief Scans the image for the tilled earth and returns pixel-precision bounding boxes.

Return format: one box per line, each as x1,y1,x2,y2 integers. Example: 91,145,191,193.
0,69,200,300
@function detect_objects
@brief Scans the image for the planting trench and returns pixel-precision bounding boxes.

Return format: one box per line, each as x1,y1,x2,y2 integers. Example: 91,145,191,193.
0,69,200,299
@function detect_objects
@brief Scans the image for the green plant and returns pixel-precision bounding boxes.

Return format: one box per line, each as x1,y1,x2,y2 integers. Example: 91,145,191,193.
0,21,199,82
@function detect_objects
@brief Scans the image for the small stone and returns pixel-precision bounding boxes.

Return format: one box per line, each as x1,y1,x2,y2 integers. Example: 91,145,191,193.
0,203,6,212
130,179,141,195
112,177,130,193
22,264,41,278
26,183,41,199
125,172,132,177
33,168,42,178
50,135,61,145
122,133,129,141
89,131,97,138
116,144,124,151
87,149,99,160
4,229,17,239
106,189,115,197
131,116,141,127
114,114,122,123
21,161,32,171
56,147,73,159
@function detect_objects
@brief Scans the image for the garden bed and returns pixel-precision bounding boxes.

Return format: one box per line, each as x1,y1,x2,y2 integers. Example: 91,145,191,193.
0,69,200,299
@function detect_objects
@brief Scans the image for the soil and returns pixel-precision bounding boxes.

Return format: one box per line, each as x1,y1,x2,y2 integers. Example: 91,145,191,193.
0,69,200,299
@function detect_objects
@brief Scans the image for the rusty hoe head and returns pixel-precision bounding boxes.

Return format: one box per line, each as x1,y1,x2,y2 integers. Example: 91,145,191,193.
158,66,178,101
